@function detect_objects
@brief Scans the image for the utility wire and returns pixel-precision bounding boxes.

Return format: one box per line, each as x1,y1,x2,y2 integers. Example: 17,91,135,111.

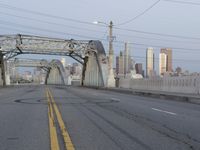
0,20,200,52
114,26,200,40
0,2,200,40
0,25,194,54
116,0,161,26
0,20,105,40
115,32,200,44
0,11,104,34
163,0,200,5
0,3,96,26
114,40,200,51
110,53,200,63
1,11,199,44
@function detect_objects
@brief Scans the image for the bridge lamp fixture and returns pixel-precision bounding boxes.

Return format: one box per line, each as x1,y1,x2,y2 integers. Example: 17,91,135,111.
92,21,108,26
92,21,98,24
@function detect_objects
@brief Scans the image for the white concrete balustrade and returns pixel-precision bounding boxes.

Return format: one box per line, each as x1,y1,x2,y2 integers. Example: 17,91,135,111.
119,75,200,95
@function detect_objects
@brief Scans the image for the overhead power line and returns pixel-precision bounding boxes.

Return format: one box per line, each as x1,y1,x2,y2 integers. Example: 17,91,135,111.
163,0,200,5
0,3,96,26
116,0,161,26
116,32,200,44
1,2,200,41
114,27,200,40
116,40,200,51
0,25,194,54
0,20,200,52
0,20,105,40
0,11,199,43
110,53,200,63
0,11,104,34
1,11,199,44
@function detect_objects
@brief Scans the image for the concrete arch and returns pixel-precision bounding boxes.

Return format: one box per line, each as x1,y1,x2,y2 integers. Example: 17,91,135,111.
81,41,107,87
45,59,67,85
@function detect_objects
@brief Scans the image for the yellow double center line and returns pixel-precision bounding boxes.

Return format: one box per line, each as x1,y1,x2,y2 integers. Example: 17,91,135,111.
46,87,75,150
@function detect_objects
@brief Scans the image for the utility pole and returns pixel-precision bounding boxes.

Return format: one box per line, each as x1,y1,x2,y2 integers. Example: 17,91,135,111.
0,52,6,86
107,21,115,87
109,21,114,56
93,20,115,87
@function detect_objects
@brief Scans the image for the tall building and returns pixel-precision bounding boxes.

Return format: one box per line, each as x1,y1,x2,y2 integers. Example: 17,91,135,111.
159,53,167,76
160,48,172,72
116,51,124,75
146,47,154,78
124,42,132,75
135,63,143,76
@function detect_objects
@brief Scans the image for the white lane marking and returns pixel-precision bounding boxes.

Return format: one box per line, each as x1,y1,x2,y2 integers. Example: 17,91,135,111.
152,108,177,116
111,97,120,101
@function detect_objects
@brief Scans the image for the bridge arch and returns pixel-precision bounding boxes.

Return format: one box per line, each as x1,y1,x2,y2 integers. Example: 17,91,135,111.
45,59,67,85
0,34,111,87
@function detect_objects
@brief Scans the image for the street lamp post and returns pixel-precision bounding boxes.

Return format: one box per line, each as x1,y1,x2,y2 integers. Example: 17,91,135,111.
108,21,114,56
0,47,6,86
93,21,115,87
107,21,115,87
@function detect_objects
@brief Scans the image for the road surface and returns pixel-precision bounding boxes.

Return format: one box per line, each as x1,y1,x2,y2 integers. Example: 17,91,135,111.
0,85,200,150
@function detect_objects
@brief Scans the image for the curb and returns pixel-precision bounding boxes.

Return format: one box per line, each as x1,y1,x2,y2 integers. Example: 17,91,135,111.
83,86,200,105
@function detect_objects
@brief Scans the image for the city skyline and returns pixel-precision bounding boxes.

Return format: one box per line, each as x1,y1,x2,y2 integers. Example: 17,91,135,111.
114,45,198,77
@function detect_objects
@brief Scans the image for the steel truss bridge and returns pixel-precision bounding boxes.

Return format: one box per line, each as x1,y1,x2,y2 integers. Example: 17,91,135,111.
0,34,110,87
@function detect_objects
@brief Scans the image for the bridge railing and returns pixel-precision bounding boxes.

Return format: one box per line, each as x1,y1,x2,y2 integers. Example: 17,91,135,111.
119,75,200,95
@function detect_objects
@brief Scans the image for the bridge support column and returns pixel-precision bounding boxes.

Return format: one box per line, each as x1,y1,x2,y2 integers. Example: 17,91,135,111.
107,21,115,87
0,54,6,86
107,54,115,87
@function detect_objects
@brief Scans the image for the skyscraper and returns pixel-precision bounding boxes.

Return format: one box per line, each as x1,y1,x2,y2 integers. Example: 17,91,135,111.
135,63,143,76
124,42,131,75
146,47,154,78
160,48,172,72
159,53,167,76
116,51,124,75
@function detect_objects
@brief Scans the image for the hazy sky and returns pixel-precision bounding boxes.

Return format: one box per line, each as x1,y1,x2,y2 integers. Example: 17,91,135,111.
0,0,200,73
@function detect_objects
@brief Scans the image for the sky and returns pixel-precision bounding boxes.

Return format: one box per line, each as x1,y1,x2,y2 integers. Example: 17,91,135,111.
0,0,200,73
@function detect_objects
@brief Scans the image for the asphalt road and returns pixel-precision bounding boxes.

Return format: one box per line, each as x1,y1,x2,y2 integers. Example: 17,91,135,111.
0,85,200,150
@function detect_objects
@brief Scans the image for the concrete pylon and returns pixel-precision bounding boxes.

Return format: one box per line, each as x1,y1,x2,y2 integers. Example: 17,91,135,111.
106,21,115,87
107,55,115,87
0,54,6,86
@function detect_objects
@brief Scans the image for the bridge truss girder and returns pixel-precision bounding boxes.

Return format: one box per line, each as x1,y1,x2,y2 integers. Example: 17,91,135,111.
0,34,93,63
12,58,49,68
